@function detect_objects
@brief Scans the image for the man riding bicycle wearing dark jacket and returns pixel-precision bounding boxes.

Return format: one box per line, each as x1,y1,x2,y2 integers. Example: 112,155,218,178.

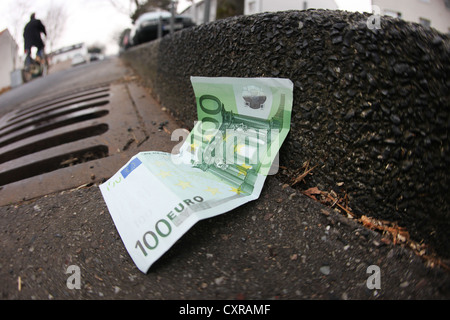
23,13,47,65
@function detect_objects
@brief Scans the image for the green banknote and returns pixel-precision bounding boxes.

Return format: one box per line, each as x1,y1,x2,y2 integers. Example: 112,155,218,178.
100,77,293,273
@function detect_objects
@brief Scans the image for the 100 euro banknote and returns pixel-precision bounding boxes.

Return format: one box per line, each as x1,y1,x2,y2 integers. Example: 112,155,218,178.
100,77,293,273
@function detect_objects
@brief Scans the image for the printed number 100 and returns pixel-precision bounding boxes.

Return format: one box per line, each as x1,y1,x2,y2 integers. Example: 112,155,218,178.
135,219,172,256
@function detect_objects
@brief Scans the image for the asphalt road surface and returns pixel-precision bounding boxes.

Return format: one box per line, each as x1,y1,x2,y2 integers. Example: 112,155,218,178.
0,57,130,117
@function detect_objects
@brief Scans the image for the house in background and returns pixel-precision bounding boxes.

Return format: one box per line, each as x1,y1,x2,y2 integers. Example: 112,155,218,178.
244,0,338,15
182,0,338,23
372,0,450,34
181,0,218,24
0,29,19,91
181,0,245,24
49,43,88,64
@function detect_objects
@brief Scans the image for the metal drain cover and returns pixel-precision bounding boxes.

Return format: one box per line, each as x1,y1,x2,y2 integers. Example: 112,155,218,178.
0,82,179,205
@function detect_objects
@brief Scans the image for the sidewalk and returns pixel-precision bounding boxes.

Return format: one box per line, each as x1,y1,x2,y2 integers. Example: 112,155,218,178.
1,58,449,300
1,172,449,299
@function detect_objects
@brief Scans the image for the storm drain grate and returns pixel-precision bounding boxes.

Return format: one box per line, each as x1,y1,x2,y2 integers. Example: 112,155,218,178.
0,85,111,185
0,83,154,205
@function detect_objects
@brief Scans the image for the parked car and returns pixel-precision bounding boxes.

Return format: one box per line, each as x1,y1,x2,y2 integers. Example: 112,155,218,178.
130,11,195,46
71,53,87,66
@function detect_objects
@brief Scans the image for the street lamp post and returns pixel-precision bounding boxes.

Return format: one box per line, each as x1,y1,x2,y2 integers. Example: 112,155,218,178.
170,0,177,35
204,0,211,23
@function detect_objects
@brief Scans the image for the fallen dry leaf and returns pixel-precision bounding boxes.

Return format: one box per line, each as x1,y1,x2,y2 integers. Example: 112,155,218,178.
301,187,322,200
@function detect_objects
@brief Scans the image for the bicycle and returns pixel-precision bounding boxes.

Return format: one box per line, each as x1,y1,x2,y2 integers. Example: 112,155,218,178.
22,48,48,83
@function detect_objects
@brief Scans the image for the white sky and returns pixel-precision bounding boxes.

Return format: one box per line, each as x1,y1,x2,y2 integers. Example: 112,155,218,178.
0,0,372,56
0,0,135,56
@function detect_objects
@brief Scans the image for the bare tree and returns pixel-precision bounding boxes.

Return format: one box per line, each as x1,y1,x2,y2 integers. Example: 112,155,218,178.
130,0,172,23
5,0,32,68
43,2,68,53
108,0,137,16
7,0,32,47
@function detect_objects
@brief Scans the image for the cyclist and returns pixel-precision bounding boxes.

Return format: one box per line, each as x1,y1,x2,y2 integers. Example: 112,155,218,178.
23,13,47,66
